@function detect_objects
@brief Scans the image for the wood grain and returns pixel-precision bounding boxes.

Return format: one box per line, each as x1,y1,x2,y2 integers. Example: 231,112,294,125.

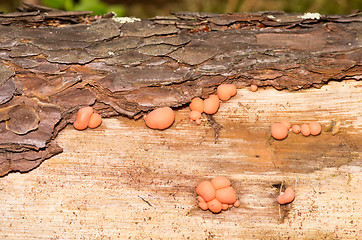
0,81,361,239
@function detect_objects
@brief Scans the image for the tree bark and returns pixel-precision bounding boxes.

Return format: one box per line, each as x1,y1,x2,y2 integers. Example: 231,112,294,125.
0,4,361,176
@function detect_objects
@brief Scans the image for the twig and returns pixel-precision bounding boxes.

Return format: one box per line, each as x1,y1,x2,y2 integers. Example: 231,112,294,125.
137,195,154,207
279,181,284,195
278,181,284,220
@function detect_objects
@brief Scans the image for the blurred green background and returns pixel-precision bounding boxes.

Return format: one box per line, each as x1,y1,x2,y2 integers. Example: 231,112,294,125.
1,0,361,18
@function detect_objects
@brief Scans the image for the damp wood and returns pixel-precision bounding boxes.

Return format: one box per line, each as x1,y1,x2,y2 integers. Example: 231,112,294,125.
0,4,361,176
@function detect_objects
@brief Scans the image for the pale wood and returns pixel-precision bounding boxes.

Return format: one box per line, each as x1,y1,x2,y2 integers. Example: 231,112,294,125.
0,81,361,239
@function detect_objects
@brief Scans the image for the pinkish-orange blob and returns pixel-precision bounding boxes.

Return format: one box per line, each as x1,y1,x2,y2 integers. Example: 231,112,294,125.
197,195,205,203
207,198,223,213
189,111,202,121
222,204,229,210
189,97,204,113
73,106,94,130
277,187,295,205
196,176,239,213
301,123,311,136
217,84,237,101
203,95,220,114
211,176,231,190
144,107,175,130
215,187,237,204
309,121,322,136
196,181,216,202
271,123,289,140
198,202,208,211
291,125,301,134
88,112,102,129
280,120,291,130
250,84,258,92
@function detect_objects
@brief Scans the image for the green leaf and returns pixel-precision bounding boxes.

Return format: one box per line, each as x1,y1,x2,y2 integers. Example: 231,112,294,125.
73,0,109,15
64,0,74,11
107,4,126,17
41,0,68,9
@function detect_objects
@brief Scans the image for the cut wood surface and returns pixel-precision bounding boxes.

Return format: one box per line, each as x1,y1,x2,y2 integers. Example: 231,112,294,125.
1,81,361,239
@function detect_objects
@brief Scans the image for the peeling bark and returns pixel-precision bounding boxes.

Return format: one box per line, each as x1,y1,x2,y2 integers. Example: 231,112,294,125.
0,4,361,176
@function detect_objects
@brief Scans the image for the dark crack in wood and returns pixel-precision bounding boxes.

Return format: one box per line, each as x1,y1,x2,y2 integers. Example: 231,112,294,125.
206,114,223,143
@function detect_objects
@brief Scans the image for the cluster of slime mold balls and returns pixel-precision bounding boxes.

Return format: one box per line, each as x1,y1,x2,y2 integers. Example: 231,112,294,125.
196,176,240,213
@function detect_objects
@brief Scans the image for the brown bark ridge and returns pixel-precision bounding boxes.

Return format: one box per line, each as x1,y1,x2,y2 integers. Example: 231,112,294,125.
0,4,361,176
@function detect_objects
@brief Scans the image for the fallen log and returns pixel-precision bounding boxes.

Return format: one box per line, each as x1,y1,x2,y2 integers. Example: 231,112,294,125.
0,4,361,176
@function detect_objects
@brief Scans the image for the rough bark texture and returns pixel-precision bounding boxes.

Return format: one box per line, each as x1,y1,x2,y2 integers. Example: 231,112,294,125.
0,4,361,176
